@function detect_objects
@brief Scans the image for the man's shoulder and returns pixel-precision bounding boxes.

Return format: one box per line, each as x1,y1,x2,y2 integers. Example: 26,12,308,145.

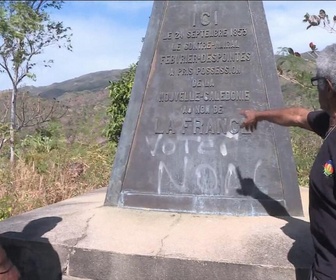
307,110,329,138
308,109,329,121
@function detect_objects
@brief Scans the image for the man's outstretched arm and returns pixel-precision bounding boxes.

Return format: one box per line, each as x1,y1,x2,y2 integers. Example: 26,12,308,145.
240,107,312,132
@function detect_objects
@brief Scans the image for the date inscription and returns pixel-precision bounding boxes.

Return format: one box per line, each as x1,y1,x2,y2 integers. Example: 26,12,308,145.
153,9,253,135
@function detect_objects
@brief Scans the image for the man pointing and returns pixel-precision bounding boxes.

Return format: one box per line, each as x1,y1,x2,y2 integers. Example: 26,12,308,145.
240,43,336,280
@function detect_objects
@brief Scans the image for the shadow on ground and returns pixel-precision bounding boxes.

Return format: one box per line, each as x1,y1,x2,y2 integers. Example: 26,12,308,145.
0,216,63,280
235,167,313,280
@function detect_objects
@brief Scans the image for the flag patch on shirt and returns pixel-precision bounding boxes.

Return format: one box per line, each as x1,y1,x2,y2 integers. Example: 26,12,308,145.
323,160,334,177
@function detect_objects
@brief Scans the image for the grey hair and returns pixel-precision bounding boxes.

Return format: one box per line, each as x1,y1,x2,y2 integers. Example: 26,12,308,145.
316,43,336,91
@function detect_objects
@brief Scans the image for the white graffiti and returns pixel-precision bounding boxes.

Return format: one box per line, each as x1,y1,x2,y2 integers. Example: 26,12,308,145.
253,159,262,182
225,131,239,140
220,142,227,156
145,135,262,195
223,163,237,195
158,156,188,194
196,164,218,192
145,135,227,157
146,134,163,157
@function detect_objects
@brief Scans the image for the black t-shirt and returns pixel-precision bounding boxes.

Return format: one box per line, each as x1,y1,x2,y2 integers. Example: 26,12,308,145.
308,110,336,280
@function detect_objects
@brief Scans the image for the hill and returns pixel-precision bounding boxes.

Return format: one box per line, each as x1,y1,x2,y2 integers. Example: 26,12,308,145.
0,68,129,148
22,69,126,99
277,52,318,109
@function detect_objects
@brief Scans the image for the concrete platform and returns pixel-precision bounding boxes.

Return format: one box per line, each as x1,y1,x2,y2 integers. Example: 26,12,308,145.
0,187,313,280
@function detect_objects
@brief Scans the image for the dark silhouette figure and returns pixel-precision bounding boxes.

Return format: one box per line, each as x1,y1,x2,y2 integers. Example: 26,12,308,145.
0,216,63,280
235,167,314,280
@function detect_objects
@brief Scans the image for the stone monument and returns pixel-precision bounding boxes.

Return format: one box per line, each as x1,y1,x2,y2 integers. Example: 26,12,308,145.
105,0,303,216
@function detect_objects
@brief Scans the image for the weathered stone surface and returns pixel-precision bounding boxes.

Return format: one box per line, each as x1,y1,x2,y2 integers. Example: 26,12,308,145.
105,1,302,216
0,187,312,280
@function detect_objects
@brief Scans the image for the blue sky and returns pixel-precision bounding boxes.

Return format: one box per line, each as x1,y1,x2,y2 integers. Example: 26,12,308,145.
0,1,335,90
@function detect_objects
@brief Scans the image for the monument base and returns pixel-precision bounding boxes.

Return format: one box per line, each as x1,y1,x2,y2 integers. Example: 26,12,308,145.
0,188,313,280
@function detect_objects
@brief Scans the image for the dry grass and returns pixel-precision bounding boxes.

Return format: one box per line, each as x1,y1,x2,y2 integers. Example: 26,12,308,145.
0,142,115,218
289,127,322,187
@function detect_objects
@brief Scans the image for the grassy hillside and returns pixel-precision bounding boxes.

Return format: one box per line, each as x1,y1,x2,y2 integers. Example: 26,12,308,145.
277,52,322,186
21,69,126,99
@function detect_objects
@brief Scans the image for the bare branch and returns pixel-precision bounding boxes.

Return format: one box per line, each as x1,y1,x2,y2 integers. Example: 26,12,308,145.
15,93,26,130
0,137,8,151
0,103,9,123
15,94,68,131
0,102,9,152
0,56,15,86
34,1,44,12
28,1,59,12
278,72,306,88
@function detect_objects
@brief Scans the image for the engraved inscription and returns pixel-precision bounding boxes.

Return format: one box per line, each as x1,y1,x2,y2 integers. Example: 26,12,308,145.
186,29,228,38
192,78,215,87
181,104,228,115
180,40,240,51
162,28,248,41
158,90,250,102
160,52,251,64
193,11,218,27
155,9,253,137
154,117,244,136
170,65,242,76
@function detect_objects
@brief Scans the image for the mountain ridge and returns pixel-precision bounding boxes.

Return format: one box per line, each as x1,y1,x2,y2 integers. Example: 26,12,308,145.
0,68,128,99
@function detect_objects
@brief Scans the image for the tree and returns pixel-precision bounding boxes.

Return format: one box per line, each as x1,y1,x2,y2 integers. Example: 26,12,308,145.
105,64,137,143
0,1,72,163
15,92,68,131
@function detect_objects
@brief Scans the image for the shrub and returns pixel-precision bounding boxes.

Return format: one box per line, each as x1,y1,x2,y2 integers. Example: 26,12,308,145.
105,63,137,143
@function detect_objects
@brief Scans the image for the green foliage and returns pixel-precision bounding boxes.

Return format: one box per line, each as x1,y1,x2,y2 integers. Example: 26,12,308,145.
0,197,11,221
276,48,318,110
0,1,72,84
19,121,64,173
0,0,72,163
0,122,9,151
277,49,322,186
276,48,319,109
21,134,56,153
105,63,137,143
289,127,322,186
0,122,9,136
21,121,61,153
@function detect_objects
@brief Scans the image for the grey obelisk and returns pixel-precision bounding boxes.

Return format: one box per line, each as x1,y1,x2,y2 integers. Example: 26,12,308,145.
105,1,303,216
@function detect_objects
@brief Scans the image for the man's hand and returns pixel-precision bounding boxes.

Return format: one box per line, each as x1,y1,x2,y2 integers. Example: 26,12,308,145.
240,109,259,132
